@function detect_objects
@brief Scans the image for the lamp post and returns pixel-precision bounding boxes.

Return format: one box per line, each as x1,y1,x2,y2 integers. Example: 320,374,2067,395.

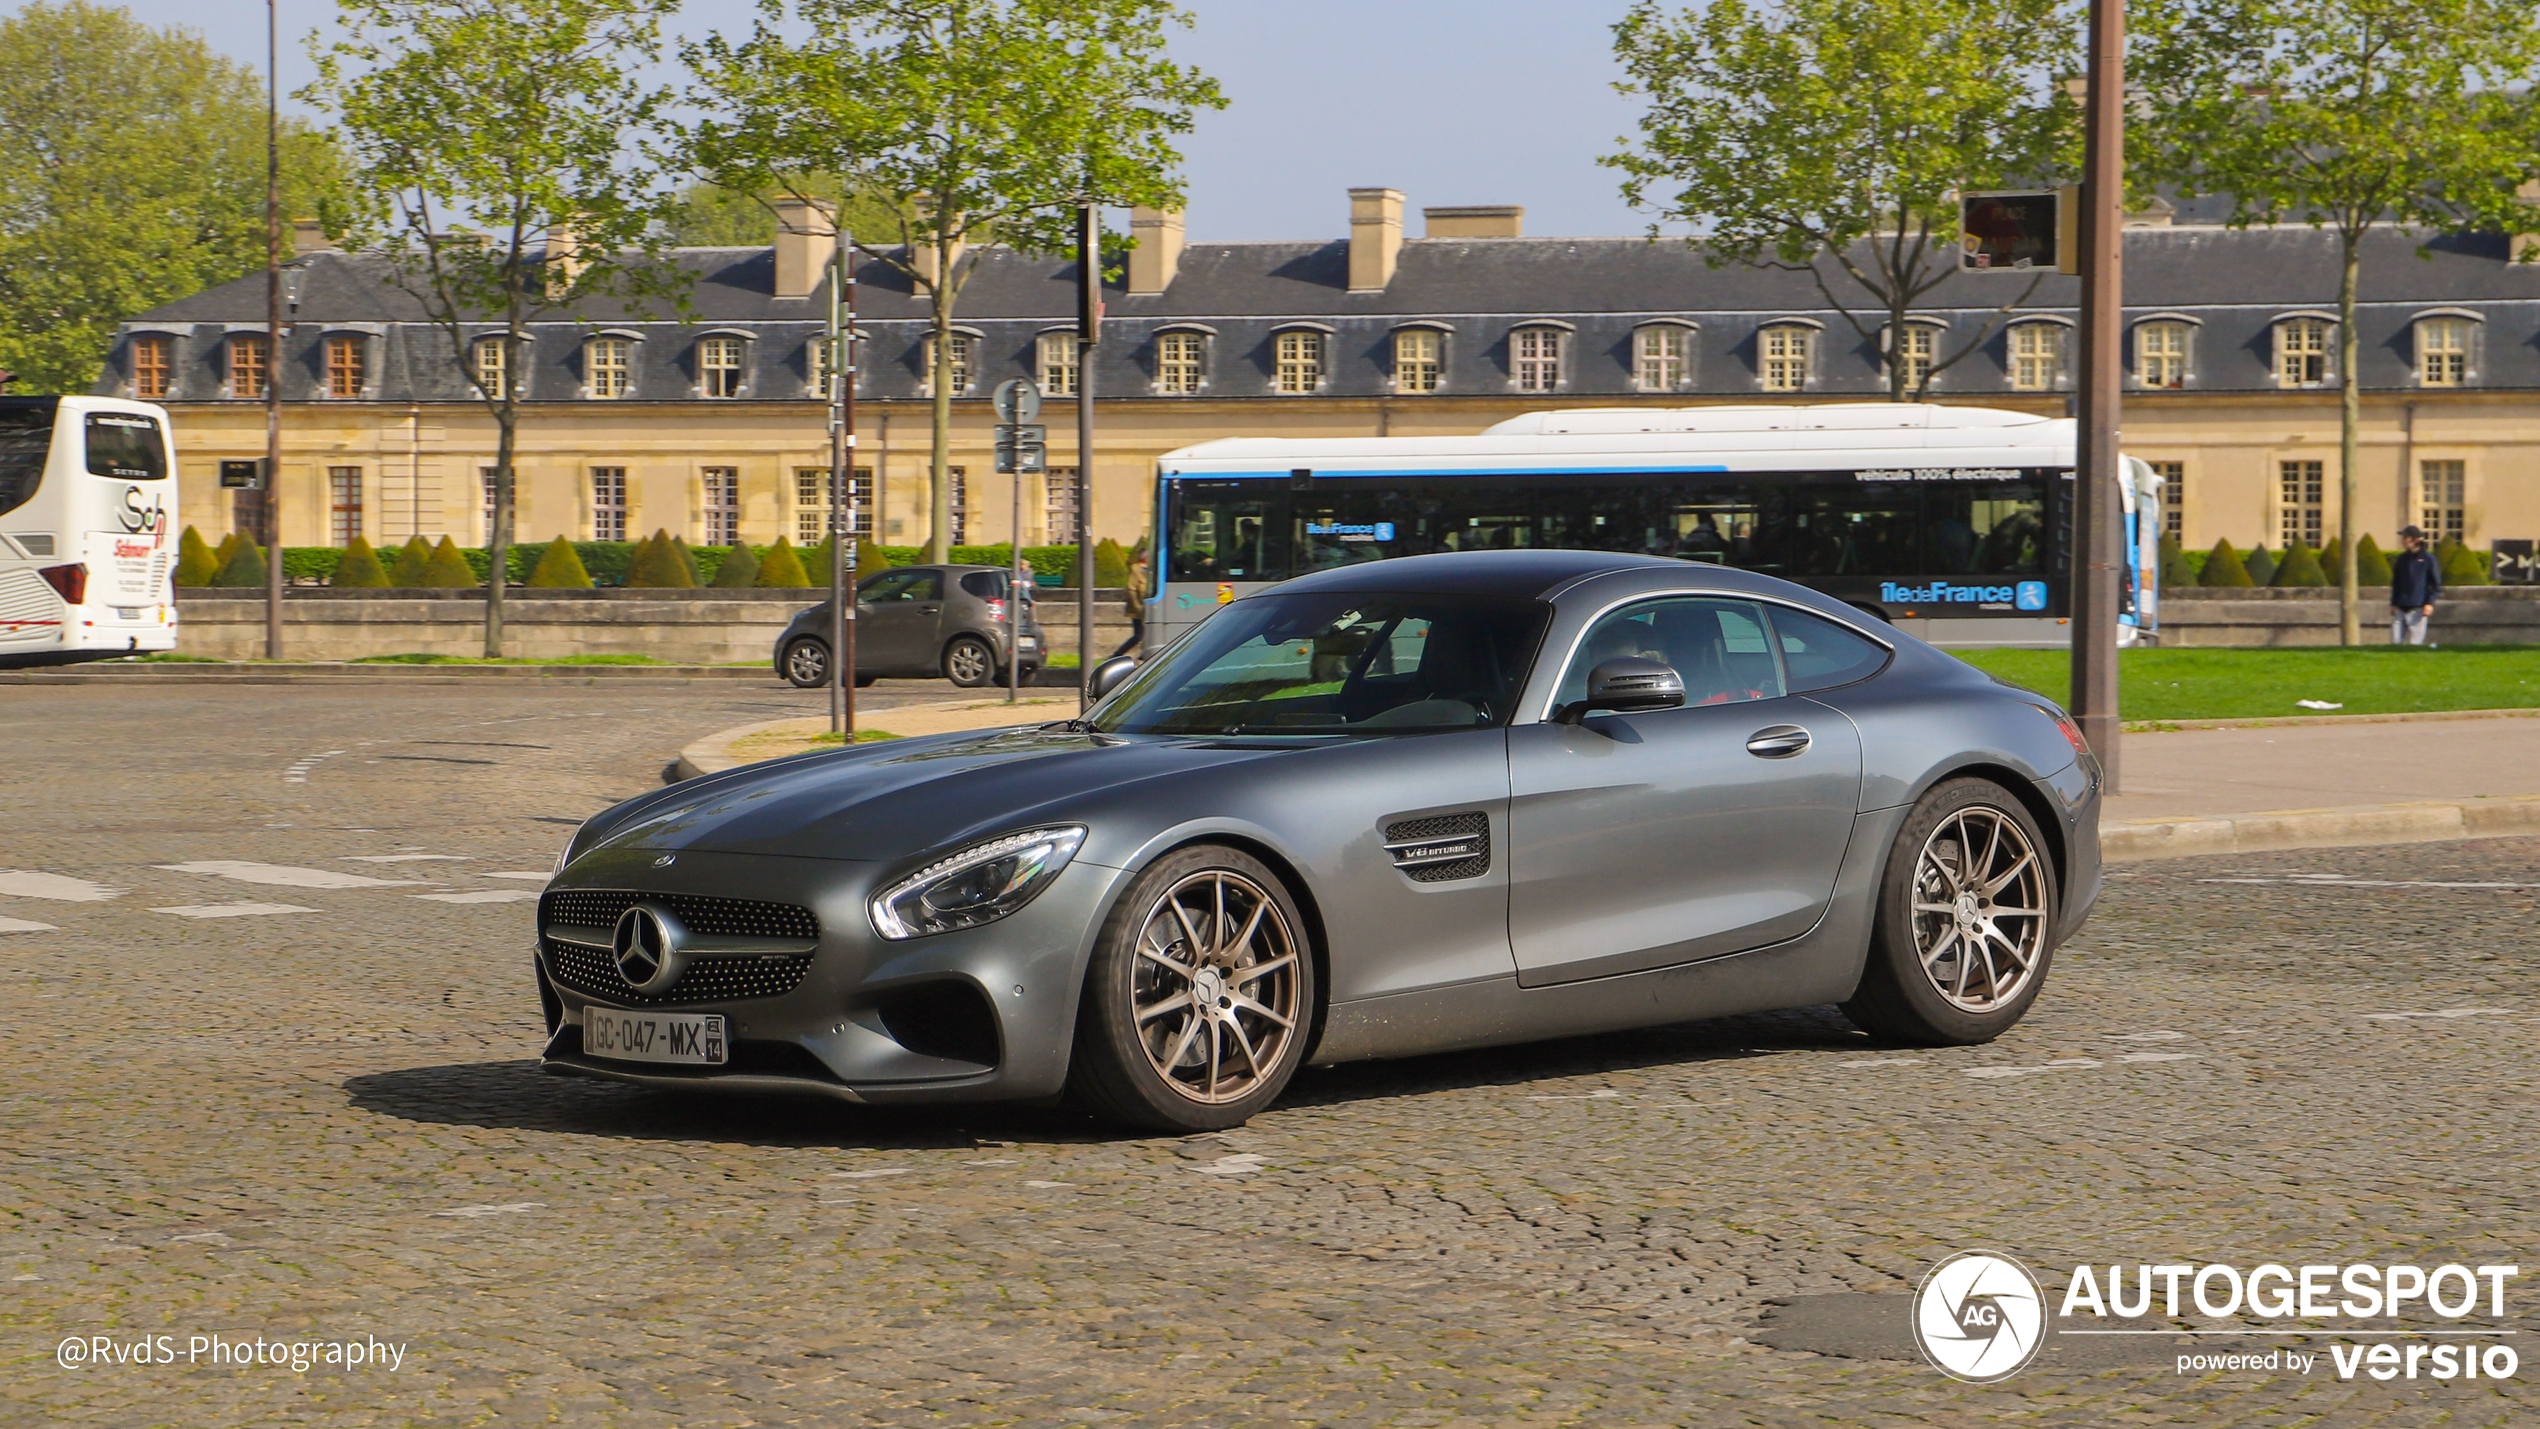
2070,0,2125,792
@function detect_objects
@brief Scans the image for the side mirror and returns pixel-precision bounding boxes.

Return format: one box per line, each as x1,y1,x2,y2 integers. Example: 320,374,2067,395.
1555,657,1686,724
1086,655,1139,702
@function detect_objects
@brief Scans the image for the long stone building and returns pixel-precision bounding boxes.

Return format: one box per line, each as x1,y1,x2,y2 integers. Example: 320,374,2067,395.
98,190,2540,568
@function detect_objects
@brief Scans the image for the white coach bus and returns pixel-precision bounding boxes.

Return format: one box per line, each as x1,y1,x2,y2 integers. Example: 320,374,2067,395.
1149,404,2159,651
0,395,181,667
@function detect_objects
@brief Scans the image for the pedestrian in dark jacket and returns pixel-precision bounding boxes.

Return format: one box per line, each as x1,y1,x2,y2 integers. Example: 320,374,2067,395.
2389,525,2443,645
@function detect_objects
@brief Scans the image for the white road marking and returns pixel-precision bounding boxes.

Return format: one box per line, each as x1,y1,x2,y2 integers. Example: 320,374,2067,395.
0,870,122,902
151,903,320,919
2117,1052,2198,1063
412,890,541,904
2105,1031,2186,1042
157,861,421,890
479,872,552,881
1190,1154,1269,1176
434,1202,542,1219
0,917,58,933
2200,875,2538,890
1838,1057,1925,1068
827,1168,912,1180
1024,1180,1075,1189
343,854,470,863
1965,1058,2106,1080
2362,1008,2514,1022
167,1233,231,1245
965,1158,1020,1166
282,750,349,785
1526,1088,1625,1102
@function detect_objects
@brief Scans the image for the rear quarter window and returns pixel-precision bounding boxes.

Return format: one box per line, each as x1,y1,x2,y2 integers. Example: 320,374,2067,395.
1769,606,1893,693
0,406,52,518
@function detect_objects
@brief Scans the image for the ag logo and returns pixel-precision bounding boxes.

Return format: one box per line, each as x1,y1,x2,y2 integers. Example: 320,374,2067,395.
1913,1250,2045,1382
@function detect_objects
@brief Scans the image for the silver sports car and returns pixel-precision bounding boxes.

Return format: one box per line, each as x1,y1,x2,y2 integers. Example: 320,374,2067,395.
538,551,2102,1131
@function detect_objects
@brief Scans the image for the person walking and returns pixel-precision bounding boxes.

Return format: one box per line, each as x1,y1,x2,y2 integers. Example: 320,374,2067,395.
1109,552,1148,660
2388,525,2443,646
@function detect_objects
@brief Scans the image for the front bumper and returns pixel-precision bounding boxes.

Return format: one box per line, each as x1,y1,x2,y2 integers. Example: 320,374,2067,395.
2036,753,2104,945
536,846,1128,1104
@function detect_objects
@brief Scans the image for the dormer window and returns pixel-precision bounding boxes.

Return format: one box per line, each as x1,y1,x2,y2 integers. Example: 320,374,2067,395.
132,336,172,398
2415,315,2474,387
1512,325,1566,392
1155,330,1207,394
1884,321,1942,392
2136,320,2191,389
699,336,745,398
230,333,269,400
924,332,974,396
1758,323,1815,392
2274,316,2332,387
1393,328,1443,393
472,336,509,397
325,334,368,398
1633,323,1693,391
1037,331,1078,397
1274,329,1327,393
2007,320,2068,392
587,336,631,399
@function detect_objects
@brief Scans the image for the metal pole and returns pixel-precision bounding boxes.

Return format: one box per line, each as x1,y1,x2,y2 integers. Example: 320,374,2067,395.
262,0,283,659
2072,0,2124,791
1075,202,1098,709
1007,449,1021,703
829,223,858,737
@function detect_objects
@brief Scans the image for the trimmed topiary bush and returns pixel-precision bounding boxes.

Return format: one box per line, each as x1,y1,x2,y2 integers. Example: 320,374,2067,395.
174,527,220,587
671,535,702,586
857,537,893,577
2158,533,2194,590
1093,537,1130,588
211,538,267,587
387,535,432,586
417,535,477,588
525,536,594,588
2199,538,2252,587
2440,539,2492,586
2241,545,2277,587
2356,534,2392,586
2271,541,2327,587
625,530,694,588
755,536,810,587
709,539,760,588
331,536,391,587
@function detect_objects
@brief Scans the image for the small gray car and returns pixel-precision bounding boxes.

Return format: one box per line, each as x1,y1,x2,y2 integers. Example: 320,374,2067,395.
775,564,1043,689
547,550,2101,1131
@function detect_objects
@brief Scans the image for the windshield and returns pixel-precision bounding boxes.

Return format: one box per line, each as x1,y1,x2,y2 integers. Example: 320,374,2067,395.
1089,591,1548,737
85,412,167,480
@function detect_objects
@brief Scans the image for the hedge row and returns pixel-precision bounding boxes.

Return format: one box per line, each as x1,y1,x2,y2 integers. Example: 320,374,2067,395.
2161,533,2495,590
184,528,1149,588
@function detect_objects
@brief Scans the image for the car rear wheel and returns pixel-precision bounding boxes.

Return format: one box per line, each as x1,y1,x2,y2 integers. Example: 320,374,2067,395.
1067,846,1316,1132
780,637,828,689
1842,777,2057,1045
942,634,995,687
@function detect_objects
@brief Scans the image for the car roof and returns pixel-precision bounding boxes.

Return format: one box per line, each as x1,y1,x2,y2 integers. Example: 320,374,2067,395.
1271,549,1692,599
869,563,1003,575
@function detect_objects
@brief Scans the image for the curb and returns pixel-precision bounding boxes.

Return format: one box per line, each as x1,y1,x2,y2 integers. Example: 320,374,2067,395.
2102,794,2540,863
2125,706,2540,733
671,702,1018,781
2,662,782,685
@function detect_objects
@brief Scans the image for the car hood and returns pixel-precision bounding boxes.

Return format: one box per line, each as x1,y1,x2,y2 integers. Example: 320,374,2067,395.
579,726,1293,865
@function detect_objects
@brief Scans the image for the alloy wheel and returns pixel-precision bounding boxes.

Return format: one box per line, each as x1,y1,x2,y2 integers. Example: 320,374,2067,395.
945,638,991,686
1907,807,2048,1013
1129,870,1303,1105
784,640,827,686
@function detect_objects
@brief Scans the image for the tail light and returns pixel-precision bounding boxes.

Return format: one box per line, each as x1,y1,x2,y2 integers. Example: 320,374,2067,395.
37,563,88,605
2045,708,2091,755
984,599,1006,622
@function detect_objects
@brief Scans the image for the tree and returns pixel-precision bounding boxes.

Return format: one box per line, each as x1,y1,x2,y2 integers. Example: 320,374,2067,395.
174,528,221,587
2132,0,2540,641
308,0,690,655
664,175,904,247
689,0,1224,562
0,2,343,391
1605,0,2079,400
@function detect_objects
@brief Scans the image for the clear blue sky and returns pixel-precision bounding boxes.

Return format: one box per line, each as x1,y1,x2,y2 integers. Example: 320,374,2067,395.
85,0,1666,241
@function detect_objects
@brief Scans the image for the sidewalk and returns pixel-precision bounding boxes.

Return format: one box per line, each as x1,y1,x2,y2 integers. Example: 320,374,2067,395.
675,698,1072,779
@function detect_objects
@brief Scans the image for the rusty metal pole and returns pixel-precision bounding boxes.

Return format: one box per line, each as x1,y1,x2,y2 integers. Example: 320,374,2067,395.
829,226,858,738
262,0,283,659
2072,0,2125,792
1075,202,1099,710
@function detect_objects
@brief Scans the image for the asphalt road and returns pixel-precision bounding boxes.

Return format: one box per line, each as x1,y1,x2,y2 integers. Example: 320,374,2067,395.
2,681,2534,1426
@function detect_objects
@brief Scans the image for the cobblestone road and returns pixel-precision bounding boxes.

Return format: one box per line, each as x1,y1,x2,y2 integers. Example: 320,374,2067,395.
2,683,2534,1427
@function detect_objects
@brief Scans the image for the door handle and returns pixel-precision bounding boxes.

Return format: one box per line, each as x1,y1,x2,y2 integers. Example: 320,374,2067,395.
1746,725,1811,758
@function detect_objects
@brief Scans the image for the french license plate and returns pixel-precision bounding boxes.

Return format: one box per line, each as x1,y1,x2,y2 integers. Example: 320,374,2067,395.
583,1006,727,1065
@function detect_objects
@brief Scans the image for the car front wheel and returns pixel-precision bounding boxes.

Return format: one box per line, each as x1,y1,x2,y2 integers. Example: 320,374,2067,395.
780,637,828,688
942,634,995,687
1066,846,1316,1132
1842,777,2058,1045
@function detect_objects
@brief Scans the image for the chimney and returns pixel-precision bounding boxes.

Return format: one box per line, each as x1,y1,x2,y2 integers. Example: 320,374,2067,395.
1127,206,1185,295
908,196,966,291
1423,205,1523,239
291,218,333,255
541,221,584,292
1348,187,1404,293
774,197,837,300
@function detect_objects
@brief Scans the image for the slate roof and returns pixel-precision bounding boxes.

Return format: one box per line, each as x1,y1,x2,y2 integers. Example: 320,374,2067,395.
103,222,2540,406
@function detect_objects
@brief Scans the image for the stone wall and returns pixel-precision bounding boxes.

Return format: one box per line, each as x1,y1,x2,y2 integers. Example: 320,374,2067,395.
174,588,1136,665
2158,587,2540,646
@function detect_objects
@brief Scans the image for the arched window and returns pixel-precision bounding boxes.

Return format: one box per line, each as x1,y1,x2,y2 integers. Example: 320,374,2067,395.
1511,325,1565,392
1037,331,1078,397
2006,321,2068,392
1392,328,1443,393
698,336,746,398
586,336,632,399
2135,321,2190,389
2414,315,2475,387
1274,330,1326,393
1155,330,1207,394
1633,323,1693,391
2273,316,2332,387
1758,323,1815,392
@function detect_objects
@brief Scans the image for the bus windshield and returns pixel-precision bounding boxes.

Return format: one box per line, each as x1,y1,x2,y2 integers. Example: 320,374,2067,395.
1089,592,1547,738
85,412,167,480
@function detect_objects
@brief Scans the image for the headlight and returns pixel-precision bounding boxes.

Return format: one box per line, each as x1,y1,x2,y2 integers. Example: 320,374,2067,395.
870,826,1086,941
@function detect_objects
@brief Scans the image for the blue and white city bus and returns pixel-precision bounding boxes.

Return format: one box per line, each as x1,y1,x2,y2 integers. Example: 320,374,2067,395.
1150,404,2157,651
0,395,180,667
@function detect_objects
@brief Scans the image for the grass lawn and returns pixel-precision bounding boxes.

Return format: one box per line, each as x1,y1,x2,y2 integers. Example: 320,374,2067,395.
1949,645,2540,722
347,653,669,666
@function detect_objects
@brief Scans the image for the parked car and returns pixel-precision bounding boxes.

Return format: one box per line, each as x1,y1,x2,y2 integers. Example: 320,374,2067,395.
546,550,2102,1132
775,564,1042,689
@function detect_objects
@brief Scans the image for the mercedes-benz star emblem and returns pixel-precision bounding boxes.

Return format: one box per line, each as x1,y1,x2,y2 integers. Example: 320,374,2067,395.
652,854,676,868
611,904,687,994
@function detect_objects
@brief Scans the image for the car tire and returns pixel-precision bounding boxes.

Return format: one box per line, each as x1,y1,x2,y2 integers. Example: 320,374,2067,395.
942,634,995,688
780,637,828,689
1066,845,1317,1132
1841,777,2058,1046
853,674,876,688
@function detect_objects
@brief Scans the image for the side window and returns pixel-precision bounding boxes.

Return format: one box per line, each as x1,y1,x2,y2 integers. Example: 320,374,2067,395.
1556,596,1787,710
859,569,939,603
1768,606,1892,693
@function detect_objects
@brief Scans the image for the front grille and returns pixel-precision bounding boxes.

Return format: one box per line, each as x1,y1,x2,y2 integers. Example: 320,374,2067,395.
1384,812,1491,883
544,939,815,1007
542,888,818,941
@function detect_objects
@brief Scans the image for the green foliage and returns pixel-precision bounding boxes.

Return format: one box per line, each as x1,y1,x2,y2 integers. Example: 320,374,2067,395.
2157,532,2195,590
416,535,478,588
525,536,594,588
174,527,220,587
2199,538,2252,587
387,535,433,586
708,538,760,587
2272,541,2328,587
280,547,341,584
212,531,240,565
2241,545,2278,587
1094,537,1131,587
625,530,695,588
1604,0,2079,400
670,534,702,585
2440,539,2493,586
0,2,345,392
332,536,392,587
664,174,907,247
2356,533,2393,586
755,536,811,588
210,538,266,587
857,537,895,575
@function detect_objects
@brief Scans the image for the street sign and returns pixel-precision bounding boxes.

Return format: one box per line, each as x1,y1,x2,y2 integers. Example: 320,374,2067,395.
991,378,1041,424
219,459,264,490
994,423,1047,474
1959,189,2079,274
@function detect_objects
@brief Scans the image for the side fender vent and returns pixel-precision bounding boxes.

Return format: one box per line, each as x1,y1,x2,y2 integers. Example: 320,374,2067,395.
1383,811,1490,883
